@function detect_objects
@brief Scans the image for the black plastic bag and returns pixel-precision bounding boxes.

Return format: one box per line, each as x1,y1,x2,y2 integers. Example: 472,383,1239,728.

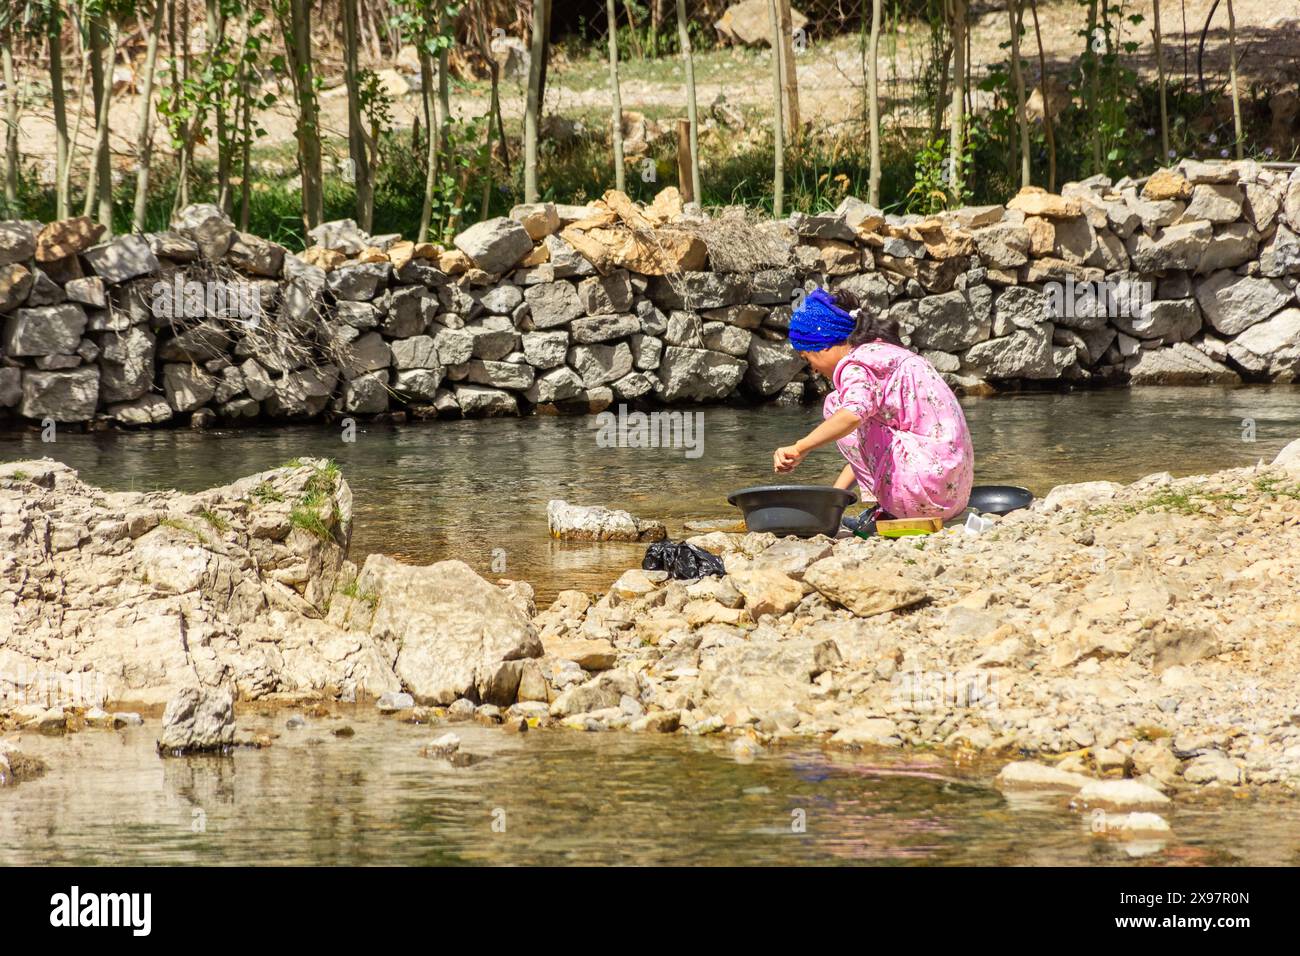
642,540,725,580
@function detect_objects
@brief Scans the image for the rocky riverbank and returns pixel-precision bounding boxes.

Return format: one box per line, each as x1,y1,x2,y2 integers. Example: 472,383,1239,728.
2,159,1300,430
4,445,1300,800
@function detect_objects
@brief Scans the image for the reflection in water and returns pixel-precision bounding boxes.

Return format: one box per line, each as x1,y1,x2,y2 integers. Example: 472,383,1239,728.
3,386,1298,602
3,715,1295,865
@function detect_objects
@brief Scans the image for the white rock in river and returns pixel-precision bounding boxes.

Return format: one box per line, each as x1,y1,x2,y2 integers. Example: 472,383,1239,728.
994,760,1094,792
1072,779,1171,810
546,499,667,542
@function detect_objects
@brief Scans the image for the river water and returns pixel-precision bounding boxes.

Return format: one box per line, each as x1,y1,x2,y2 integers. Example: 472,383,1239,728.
5,713,1299,865
3,386,1300,865
4,385,1299,602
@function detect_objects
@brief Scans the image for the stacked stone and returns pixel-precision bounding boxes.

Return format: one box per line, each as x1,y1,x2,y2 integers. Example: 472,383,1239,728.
1,158,1298,428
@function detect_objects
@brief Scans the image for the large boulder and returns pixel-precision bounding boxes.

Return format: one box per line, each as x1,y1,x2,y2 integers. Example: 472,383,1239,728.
1128,220,1211,272
1113,298,1201,343
524,281,585,328
2,303,87,356
0,262,33,311
1126,342,1240,385
453,217,534,274
157,684,235,754
20,367,100,420
569,341,633,388
97,325,157,402
1194,271,1290,336
655,345,746,401
715,0,808,46
82,235,161,284
0,221,37,266
452,383,518,416
962,322,1056,379
352,555,542,705
34,216,104,262
909,287,993,351
1226,308,1300,381
744,336,803,396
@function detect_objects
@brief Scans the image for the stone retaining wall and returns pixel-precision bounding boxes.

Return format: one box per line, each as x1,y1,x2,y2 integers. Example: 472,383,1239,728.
2,158,1299,428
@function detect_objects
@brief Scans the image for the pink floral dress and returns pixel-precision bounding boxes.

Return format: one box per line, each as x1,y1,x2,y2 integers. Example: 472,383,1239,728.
823,342,974,520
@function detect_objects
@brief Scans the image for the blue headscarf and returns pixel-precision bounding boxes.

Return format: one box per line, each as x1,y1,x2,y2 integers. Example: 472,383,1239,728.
788,288,856,352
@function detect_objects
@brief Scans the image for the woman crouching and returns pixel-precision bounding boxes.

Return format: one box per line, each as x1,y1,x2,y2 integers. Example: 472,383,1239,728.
773,287,974,522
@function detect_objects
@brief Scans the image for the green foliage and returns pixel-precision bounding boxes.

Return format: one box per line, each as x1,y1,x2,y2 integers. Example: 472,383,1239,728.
159,517,209,545
198,508,231,533
251,481,285,504
340,578,379,609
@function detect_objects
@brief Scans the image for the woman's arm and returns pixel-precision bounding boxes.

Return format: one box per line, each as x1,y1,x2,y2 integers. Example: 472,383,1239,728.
833,463,858,490
773,409,863,473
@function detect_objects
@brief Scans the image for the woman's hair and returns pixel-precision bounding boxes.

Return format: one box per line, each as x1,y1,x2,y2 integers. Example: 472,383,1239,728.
829,288,904,347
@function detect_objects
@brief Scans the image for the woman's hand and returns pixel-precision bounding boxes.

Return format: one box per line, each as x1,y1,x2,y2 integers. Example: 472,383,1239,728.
773,444,806,473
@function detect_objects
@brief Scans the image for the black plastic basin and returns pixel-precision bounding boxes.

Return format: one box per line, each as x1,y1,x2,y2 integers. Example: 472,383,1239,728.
967,484,1034,515
727,485,859,538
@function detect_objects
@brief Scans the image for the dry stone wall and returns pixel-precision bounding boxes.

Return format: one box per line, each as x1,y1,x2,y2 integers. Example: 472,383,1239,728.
2,158,1299,429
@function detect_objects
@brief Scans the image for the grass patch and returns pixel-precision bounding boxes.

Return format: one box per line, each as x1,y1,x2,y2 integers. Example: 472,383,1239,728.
290,504,335,542
159,517,210,545
1098,486,1253,518
8,470,29,482
1253,475,1300,500
340,578,379,610
251,481,286,504
197,508,231,534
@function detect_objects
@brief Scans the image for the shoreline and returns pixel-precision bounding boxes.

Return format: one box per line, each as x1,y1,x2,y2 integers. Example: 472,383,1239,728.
4,438,1300,807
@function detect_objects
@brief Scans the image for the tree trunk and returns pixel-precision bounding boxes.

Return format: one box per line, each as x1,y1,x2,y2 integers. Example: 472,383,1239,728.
767,0,784,216
84,16,116,233
238,5,253,232
1008,0,1030,188
777,0,799,142
675,119,693,203
1,30,18,208
622,1,642,59
206,0,230,212
474,12,500,219
63,31,90,221
867,0,882,207
132,0,167,233
342,0,373,231
524,0,546,202
606,0,625,192
675,0,701,204
1084,0,1102,172
1028,0,1055,191
47,5,71,219
1152,0,1170,160
437,33,450,165
173,0,192,213
418,48,437,242
947,0,965,202
1226,0,1243,160
283,0,324,232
